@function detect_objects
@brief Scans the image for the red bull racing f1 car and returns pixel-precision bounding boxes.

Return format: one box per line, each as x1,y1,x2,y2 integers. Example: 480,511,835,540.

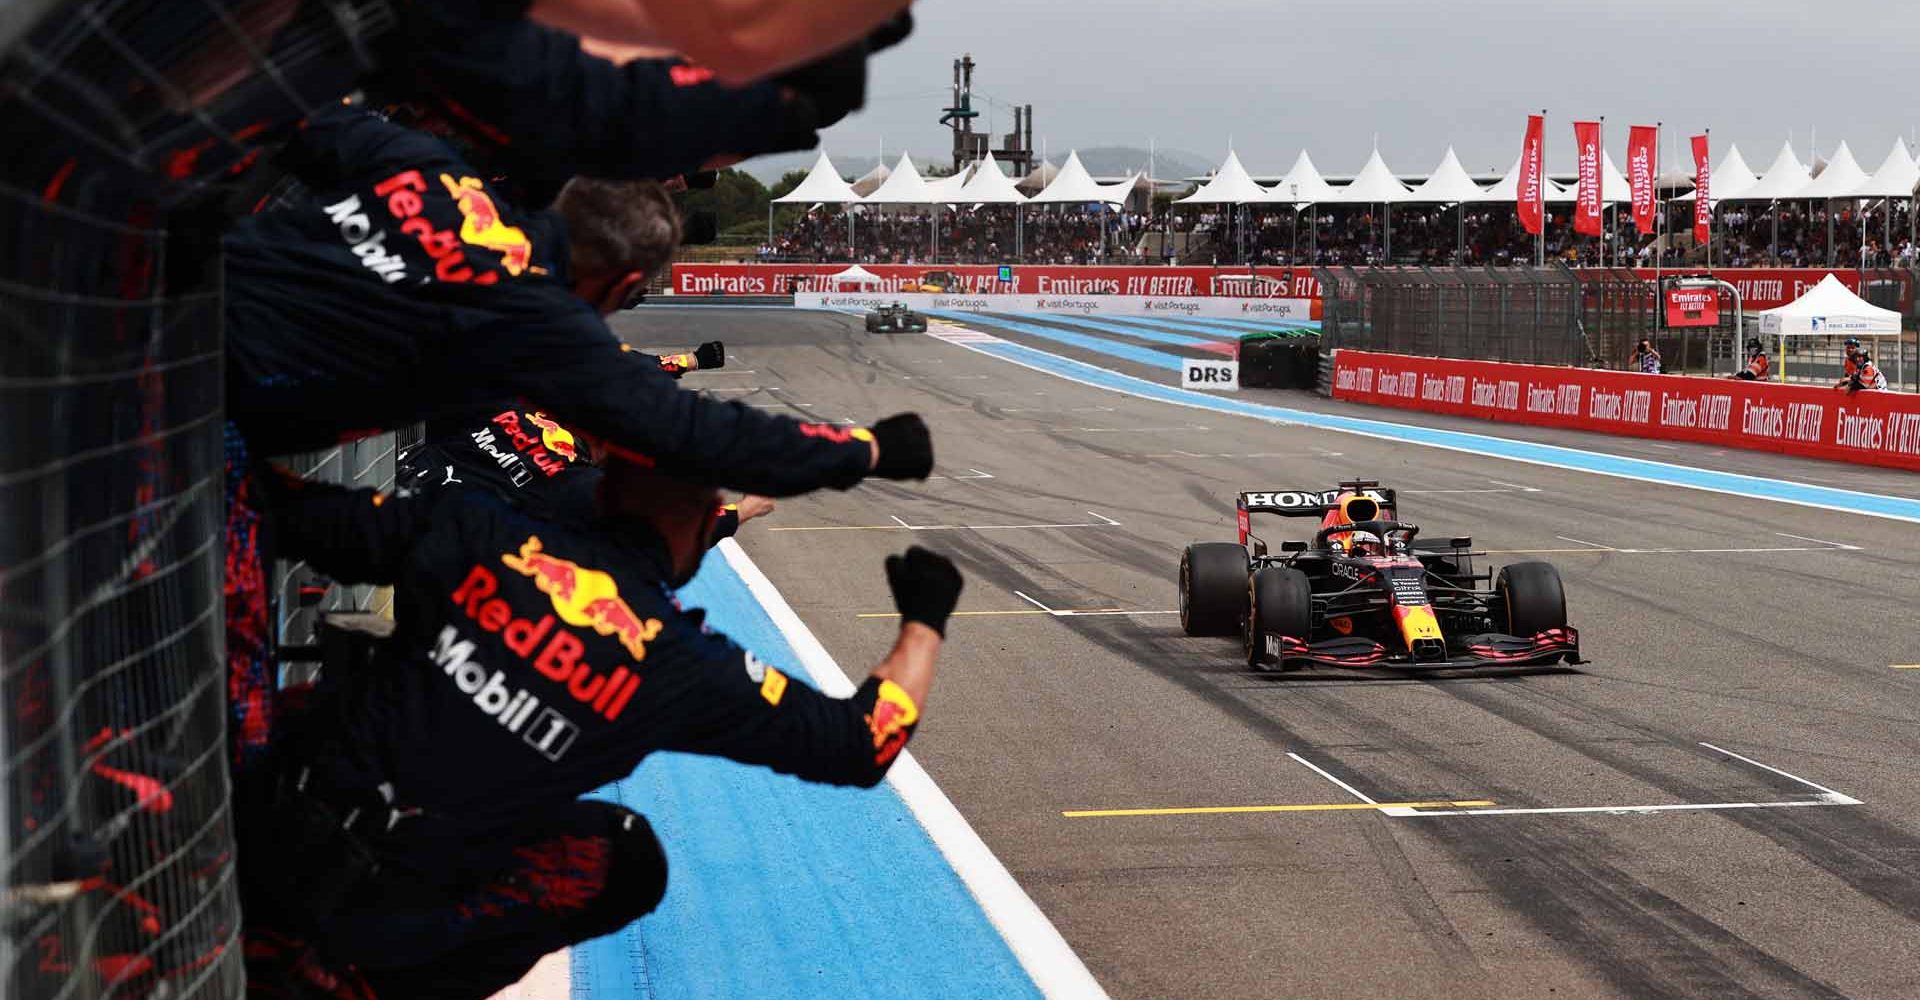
1179,481,1580,670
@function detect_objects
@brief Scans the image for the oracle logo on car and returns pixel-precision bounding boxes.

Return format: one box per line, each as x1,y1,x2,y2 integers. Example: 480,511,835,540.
1182,360,1239,391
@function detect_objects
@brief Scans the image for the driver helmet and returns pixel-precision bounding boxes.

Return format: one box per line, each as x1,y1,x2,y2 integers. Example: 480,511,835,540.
1344,529,1385,556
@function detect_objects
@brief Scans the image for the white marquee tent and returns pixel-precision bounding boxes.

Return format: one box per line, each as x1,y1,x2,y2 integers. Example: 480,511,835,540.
1599,151,1632,204
1176,149,1272,204
826,264,884,288
954,151,1029,204
1798,140,1870,200
1269,150,1340,204
1030,150,1133,205
1322,149,1411,204
772,152,861,204
923,164,975,204
1676,143,1758,203
1404,147,1489,203
1734,141,1810,202
1858,138,1920,198
862,153,934,204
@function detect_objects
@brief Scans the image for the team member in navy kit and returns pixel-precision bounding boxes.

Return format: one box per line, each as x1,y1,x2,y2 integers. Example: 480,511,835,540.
238,458,961,999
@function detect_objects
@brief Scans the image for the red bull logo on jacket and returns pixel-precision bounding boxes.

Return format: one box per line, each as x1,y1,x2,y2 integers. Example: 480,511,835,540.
450,551,649,722
440,173,533,276
866,680,919,766
524,412,579,462
500,536,663,663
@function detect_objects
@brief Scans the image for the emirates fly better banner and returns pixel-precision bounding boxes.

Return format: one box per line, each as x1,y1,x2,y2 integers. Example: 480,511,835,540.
1518,115,1546,236
1628,126,1659,235
1331,350,1920,471
1573,121,1603,237
1692,134,1713,245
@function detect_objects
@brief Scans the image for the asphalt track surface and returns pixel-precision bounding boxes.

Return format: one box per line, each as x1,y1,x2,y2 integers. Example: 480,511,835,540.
614,305,1920,1000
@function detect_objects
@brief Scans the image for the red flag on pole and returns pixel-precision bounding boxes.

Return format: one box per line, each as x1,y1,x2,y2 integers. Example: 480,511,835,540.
1691,134,1712,246
1573,121,1602,236
1628,126,1658,235
1518,115,1545,236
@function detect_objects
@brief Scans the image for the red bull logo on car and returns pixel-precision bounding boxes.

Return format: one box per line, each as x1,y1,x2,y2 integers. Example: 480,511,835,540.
866,680,919,766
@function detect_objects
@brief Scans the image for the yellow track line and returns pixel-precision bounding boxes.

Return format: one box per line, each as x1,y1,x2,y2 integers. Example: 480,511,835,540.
1893,664,1920,670
1063,800,1496,818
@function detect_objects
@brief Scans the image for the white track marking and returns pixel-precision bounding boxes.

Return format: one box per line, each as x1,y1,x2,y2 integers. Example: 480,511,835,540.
1013,590,1056,614
1698,742,1864,803
1401,798,1857,818
889,515,913,529
1772,532,1862,550
1287,752,1378,805
924,469,996,480
1556,535,1614,549
716,539,1111,999
1487,480,1544,492
1004,425,1210,434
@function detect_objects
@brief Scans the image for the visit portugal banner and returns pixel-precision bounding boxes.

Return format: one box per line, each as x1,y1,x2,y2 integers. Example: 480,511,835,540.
1628,126,1659,235
1572,121,1602,236
1518,115,1545,235
1692,134,1712,244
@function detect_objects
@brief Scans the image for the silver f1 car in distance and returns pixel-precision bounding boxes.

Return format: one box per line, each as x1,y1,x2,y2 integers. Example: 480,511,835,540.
1178,481,1581,671
864,302,928,333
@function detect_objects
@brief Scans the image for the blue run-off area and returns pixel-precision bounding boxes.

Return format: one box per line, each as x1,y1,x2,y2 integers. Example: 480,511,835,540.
939,322,1920,524
572,550,1042,1000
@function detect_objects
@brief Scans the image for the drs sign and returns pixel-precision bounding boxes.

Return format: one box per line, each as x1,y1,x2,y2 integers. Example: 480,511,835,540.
1183,359,1239,391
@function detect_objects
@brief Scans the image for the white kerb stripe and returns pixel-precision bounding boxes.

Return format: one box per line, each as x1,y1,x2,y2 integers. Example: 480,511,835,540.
716,538,1111,1000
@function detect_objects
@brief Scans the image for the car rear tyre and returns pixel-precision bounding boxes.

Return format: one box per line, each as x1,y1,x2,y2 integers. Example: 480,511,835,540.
1180,542,1248,637
1246,567,1312,667
1498,562,1566,637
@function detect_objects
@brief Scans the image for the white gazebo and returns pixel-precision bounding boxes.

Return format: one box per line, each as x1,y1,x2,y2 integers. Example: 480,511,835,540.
1176,149,1276,263
1265,151,1341,262
1859,138,1920,253
1030,150,1133,259
824,264,885,290
771,151,863,245
1676,143,1759,203
1320,150,1411,260
1404,148,1491,261
1757,274,1902,382
1728,141,1811,264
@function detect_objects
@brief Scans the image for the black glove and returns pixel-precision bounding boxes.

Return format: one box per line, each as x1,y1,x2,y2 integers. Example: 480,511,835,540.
869,413,933,479
885,547,963,637
694,340,726,370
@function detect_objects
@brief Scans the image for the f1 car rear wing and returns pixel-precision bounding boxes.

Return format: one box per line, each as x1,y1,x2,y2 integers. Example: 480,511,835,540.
1236,482,1397,546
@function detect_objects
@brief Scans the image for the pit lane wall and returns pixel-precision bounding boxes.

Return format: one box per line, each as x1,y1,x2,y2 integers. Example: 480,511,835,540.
794,290,1316,322
1330,350,1920,472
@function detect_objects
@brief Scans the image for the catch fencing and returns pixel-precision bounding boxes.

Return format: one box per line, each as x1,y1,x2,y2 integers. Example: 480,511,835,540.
1314,265,1591,367
1,2,395,998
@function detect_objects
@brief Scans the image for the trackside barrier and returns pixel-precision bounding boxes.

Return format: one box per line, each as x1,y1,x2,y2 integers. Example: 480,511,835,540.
678,263,1324,303
1331,350,1920,472
794,291,1317,322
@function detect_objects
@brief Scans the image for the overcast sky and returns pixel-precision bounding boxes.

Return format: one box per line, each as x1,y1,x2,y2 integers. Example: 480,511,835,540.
819,0,1920,178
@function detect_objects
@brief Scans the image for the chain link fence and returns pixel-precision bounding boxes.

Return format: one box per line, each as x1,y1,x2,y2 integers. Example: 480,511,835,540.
3,1,394,997
1314,265,1591,366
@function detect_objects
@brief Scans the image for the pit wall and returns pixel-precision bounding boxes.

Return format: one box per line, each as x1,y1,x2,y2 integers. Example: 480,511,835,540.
1331,350,1920,471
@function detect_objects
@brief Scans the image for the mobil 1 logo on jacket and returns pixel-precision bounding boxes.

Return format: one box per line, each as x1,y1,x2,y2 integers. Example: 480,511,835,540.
1183,359,1239,391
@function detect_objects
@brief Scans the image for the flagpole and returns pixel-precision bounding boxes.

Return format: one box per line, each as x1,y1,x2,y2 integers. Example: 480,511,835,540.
1599,116,1607,269
1654,121,1664,292
1705,128,1713,273
1538,108,1548,267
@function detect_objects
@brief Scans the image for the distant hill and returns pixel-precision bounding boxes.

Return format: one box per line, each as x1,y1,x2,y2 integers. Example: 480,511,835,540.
1072,146,1213,181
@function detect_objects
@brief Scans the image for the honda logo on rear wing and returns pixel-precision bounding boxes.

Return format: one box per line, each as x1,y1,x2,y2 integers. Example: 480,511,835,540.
1237,488,1395,516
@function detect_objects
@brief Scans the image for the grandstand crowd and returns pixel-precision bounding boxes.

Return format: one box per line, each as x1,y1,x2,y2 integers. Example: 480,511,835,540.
756,201,1920,269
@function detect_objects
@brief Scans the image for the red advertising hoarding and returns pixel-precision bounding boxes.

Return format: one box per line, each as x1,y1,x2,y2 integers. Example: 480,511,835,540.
672,263,1324,300
1665,286,1720,328
674,263,1906,315
1331,350,1920,471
